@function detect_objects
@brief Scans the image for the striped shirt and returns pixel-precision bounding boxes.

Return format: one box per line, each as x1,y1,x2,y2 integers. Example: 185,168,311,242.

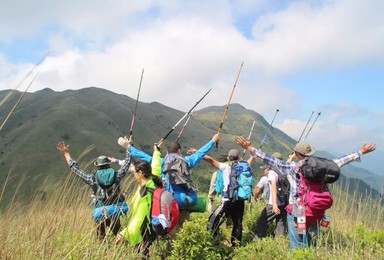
248,147,362,204
68,149,132,187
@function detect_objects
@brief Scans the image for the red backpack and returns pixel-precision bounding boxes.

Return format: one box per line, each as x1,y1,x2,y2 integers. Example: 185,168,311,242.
150,187,179,235
299,173,333,226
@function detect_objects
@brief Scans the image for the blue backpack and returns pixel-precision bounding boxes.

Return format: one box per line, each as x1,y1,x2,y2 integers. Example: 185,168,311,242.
227,160,254,200
214,170,224,194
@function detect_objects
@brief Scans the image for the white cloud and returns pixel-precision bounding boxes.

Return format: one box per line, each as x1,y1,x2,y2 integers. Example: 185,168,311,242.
0,0,383,154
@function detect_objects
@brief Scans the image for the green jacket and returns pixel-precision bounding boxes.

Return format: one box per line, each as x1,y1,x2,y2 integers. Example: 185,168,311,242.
151,150,162,177
119,179,155,245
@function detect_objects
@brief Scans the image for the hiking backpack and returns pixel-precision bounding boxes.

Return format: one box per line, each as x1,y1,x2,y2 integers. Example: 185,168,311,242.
300,156,340,184
227,160,254,200
162,154,194,190
94,167,121,206
298,172,333,225
214,170,224,195
149,187,180,235
91,168,128,222
270,165,290,206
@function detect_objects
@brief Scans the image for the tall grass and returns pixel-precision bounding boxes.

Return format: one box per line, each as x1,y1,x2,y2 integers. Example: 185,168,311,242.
1,170,384,259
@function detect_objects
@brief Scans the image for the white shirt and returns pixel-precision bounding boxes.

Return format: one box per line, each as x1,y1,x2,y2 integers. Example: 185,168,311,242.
267,170,279,205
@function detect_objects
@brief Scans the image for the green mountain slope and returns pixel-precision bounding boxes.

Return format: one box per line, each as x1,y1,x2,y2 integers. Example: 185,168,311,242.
0,87,382,207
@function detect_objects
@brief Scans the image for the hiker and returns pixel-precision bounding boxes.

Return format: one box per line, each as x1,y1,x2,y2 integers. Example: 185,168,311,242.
236,136,376,249
203,148,254,247
253,166,270,201
254,152,288,239
207,155,227,213
115,158,163,258
118,133,220,212
56,141,131,241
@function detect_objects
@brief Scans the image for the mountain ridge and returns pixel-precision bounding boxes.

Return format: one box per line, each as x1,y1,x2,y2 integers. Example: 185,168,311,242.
0,87,382,207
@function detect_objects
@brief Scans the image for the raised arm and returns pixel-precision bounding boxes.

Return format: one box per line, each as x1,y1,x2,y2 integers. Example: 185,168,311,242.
203,154,220,169
333,142,376,168
185,133,220,167
57,141,71,165
151,143,162,177
56,141,95,186
118,136,153,162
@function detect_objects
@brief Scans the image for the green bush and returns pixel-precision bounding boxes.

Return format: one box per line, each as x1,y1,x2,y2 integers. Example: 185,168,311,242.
168,216,231,259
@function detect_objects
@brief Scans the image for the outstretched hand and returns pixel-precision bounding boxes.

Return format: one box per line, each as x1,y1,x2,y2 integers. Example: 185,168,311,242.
236,136,251,149
360,143,376,155
212,133,220,143
187,148,197,154
57,141,70,154
118,136,132,149
154,139,164,151
115,234,124,244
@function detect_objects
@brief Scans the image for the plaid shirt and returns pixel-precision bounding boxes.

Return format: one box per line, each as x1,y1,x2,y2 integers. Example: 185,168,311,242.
68,149,132,187
249,147,362,204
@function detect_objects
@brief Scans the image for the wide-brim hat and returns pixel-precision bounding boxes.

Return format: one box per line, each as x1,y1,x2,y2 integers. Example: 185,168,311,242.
293,142,316,156
94,155,111,166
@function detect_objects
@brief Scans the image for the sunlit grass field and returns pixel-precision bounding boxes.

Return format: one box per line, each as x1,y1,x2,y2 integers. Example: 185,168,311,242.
1,168,384,259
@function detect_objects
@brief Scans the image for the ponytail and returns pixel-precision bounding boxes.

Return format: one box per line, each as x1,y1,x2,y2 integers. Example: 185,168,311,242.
152,175,163,188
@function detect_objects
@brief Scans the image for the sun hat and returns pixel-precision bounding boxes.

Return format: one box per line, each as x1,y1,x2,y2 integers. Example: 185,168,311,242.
94,155,111,166
293,142,316,156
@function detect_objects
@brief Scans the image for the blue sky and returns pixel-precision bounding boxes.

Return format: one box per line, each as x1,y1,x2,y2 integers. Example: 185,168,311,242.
0,0,383,168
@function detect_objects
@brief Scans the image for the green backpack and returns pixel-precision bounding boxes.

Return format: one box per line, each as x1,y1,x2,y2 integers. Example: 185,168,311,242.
94,168,120,206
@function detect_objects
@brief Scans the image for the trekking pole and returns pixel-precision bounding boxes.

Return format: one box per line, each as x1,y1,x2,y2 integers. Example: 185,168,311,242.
242,120,255,158
297,111,314,143
216,62,244,149
175,112,193,142
303,112,321,141
128,68,144,140
158,88,212,144
259,109,279,149
0,71,40,131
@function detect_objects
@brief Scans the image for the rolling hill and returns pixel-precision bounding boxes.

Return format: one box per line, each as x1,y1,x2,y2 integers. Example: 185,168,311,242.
0,87,382,208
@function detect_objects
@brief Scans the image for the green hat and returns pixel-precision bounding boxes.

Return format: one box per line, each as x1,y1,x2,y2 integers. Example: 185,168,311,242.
94,155,111,166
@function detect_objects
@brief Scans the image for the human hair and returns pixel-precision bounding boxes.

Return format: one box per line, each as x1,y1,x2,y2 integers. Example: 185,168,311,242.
167,141,181,153
133,159,163,188
133,159,152,178
228,155,239,161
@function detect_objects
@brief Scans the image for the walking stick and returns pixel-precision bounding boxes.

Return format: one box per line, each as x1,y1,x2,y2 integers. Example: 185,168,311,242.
158,88,211,144
242,120,255,158
216,62,244,149
297,111,314,143
128,69,144,140
303,112,321,141
259,109,279,148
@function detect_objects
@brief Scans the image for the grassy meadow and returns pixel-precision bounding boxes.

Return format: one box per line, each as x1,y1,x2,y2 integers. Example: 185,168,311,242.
1,168,384,260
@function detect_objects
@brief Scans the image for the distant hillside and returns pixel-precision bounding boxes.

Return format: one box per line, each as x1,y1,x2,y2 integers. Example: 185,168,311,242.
0,87,382,207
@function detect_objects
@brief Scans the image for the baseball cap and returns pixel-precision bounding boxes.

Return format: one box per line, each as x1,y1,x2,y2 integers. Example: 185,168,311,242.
228,148,239,157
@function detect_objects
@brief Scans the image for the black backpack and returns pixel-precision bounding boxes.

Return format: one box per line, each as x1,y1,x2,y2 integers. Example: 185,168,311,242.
300,156,340,184
270,165,290,206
